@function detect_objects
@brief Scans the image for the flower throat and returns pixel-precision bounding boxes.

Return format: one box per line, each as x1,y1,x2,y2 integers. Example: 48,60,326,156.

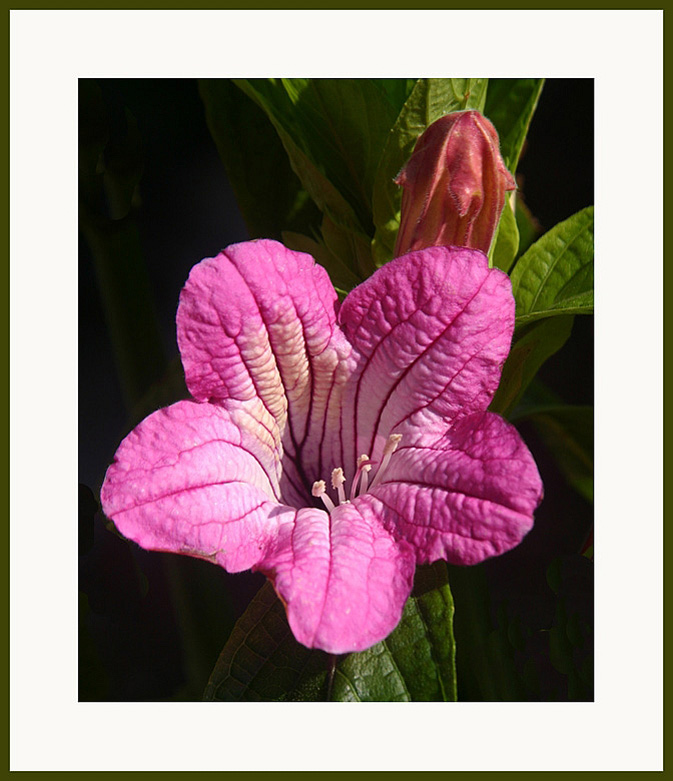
311,434,402,514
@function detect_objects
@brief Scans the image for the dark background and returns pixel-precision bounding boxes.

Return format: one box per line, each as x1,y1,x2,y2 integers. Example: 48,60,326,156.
79,79,594,701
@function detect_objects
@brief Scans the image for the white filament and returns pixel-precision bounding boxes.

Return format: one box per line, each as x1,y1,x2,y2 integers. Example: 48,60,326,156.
349,454,372,500
312,479,335,512
331,467,347,505
369,434,402,490
313,435,402,513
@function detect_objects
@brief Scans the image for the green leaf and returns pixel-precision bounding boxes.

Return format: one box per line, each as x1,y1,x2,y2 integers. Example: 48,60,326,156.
484,78,545,172
333,562,457,702
372,78,489,266
489,316,574,418
234,79,404,235
517,405,594,503
199,79,322,240
202,581,322,702
490,193,520,272
511,206,594,327
321,213,378,282
203,562,457,702
515,196,543,256
284,78,409,218
281,229,362,295
232,78,403,277
372,78,418,111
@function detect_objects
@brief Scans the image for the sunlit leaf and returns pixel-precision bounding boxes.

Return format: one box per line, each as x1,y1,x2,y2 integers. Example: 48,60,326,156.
511,206,594,326
490,193,520,272
484,78,545,172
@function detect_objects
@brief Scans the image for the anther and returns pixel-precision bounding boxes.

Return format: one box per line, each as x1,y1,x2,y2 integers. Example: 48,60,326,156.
312,479,335,512
331,467,348,505
350,454,373,499
369,434,402,490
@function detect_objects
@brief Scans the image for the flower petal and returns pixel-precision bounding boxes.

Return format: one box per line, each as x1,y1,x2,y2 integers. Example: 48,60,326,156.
371,411,543,565
176,240,352,479
337,246,514,470
257,497,416,654
100,399,287,572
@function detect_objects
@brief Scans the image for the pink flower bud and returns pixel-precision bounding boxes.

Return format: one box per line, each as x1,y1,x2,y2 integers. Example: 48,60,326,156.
394,110,516,257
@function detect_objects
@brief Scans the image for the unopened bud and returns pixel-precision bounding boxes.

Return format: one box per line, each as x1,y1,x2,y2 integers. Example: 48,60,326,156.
394,110,515,257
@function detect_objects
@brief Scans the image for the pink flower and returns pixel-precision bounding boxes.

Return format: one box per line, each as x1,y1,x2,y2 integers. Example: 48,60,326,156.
101,240,542,654
394,110,516,257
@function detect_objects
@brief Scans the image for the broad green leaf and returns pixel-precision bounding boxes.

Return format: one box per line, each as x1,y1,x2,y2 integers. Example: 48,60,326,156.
203,562,456,702
489,315,574,418
199,79,322,240
333,562,457,702
234,79,404,235
511,206,594,327
490,193,520,272
232,80,362,233
371,77,417,111
372,78,489,266
484,78,545,172
203,580,323,702
233,78,398,276
321,213,377,282
280,78,409,217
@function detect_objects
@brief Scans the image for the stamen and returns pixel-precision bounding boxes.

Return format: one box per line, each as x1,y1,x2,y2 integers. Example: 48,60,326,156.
350,454,372,500
331,467,348,505
312,480,335,512
369,434,402,490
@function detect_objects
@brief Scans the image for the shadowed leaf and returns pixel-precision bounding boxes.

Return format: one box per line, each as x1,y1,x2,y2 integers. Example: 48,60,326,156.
204,562,456,702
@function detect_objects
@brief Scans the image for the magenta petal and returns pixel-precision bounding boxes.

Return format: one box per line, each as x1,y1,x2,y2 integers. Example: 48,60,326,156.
257,497,416,654
371,411,543,565
100,399,286,572
337,246,515,468
176,240,352,473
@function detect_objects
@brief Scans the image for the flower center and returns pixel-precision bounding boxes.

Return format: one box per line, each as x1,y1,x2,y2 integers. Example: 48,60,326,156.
311,434,402,514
